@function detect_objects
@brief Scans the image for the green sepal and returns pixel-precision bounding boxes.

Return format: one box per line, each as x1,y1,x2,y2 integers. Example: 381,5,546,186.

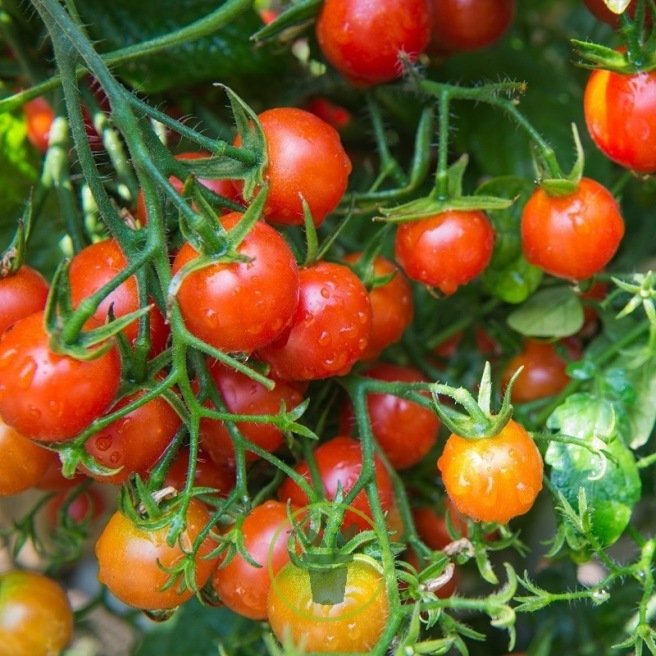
537,124,585,197
251,0,322,43
1,193,33,275
572,39,656,73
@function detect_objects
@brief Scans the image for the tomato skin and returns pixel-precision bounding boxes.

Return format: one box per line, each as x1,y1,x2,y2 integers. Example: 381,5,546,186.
0,266,49,336
95,499,217,610
520,177,624,281
437,419,543,523
340,363,439,470
429,0,515,53
394,210,495,295
164,447,235,498
69,238,169,354
316,0,432,86
583,0,637,25
259,262,372,381
0,311,121,442
0,418,53,496
278,436,394,533
306,97,352,131
343,253,414,360
212,500,295,620
267,555,389,653
235,108,351,226
82,391,182,485
22,97,55,152
45,485,106,527
584,68,656,173
0,570,73,656
172,212,299,353
199,361,305,467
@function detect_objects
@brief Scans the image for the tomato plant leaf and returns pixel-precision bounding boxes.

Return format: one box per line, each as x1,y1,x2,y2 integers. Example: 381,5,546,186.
507,287,584,337
546,394,641,547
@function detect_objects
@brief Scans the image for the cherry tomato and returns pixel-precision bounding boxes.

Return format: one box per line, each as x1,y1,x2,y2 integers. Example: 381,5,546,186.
69,238,170,354
395,210,495,295
340,363,439,470
583,0,638,26
0,417,53,496
306,97,352,131
95,499,218,610
234,108,351,226
22,97,55,152
343,253,414,360
164,447,235,498
316,0,432,86
0,570,73,656
45,485,106,527
172,212,299,353
584,68,656,173
212,500,296,620
199,360,305,467
0,265,49,336
437,419,543,523
278,436,394,533
258,261,372,381
82,390,181,485
267,554,389,653
520,177,624,280
501,339,580,404
429,0,515,53
36,455,88,492
0,311,121,442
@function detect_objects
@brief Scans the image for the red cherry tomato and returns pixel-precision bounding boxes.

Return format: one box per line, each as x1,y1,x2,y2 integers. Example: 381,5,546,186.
68,238,169,354
340,363,439,470
429,0,515,53
395,210,495,294
0,265,49,336
45,485,106,527
82,390,182,485
234,108,351,226
520,177,624,280
258,261,372,381
306,97,352,131
164,447,235,498
212,500,296,620
0,311,121,442
584,68,656,173
36,454,88,492
343,253,414,360
583,0,638,26
22,97,55,152
437,419,543,523
95,499,218,610
199,360,305,467
316,0,432,86
172,212,299,353
0,570,73,656
278,436,394,533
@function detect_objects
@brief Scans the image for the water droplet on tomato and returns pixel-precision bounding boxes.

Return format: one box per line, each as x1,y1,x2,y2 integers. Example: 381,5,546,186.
94,436,113,452
0,348,18,368
318,331,331,346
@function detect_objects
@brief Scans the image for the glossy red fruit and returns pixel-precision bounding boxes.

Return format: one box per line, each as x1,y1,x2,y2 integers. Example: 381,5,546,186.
172,212,299,353
583,0,638,26
395,210,495,294
164,447,235,498
316,0,432,86
521,177,624,280
0,312,121,442
0,266,49,336
259,261,372,381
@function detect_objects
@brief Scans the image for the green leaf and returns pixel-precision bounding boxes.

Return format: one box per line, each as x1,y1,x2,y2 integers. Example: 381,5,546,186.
546,394,641,547
507,287,584,337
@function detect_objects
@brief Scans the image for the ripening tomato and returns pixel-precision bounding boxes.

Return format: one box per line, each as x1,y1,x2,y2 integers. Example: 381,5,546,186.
95,499,218,610
343,253,414,360
267,554,389,653
521,178,624,280
0,311,121,442
45,485,106,527
395,210,495,295
259,262,372,381
316,0,432,86
164,447,235,498
212,500,296,620
584,67,656,173
0,266,49,336
199,360,305,467
0,570,73,656
22,97,55,152
278,436,394,533
340,363,439,470
82,390,182,485
172,212,299,353
437,419,543,523
68,238,169,354
234,108,351,226
429,0,515,53
306,97,352,131
0,417,53,496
